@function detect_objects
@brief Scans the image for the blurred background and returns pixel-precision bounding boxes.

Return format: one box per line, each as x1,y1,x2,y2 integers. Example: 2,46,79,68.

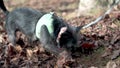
2,0,79,20
2,0,120,20
0,0,120,68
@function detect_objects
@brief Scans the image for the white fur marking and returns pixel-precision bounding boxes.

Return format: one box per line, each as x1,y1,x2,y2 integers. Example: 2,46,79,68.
56,27,67,43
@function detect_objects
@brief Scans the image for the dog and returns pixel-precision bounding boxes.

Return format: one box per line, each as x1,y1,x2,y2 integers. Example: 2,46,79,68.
0,0,81,55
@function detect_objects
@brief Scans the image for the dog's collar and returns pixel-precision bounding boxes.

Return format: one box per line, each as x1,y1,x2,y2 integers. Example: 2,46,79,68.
35,12,54,39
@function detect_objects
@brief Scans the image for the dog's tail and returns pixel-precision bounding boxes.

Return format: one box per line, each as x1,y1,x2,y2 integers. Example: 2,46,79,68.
0,0,9,15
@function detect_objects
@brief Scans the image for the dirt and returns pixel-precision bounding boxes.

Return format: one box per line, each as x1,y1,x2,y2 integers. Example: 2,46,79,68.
0,0,120,68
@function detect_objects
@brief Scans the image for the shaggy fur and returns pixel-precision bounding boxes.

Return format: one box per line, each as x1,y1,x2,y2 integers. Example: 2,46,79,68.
0,0,81,55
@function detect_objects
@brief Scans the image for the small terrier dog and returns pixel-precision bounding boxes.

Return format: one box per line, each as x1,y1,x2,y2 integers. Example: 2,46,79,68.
0,0,81,55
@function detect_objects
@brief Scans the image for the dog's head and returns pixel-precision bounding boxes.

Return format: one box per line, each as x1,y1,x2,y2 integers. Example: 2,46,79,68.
54,17,81,49
57,24,82,50
46,12,82,50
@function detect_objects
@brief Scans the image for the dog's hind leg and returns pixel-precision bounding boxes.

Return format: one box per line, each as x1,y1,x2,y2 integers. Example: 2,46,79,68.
5,23,16,45
40,25,62,55
7,31,16,45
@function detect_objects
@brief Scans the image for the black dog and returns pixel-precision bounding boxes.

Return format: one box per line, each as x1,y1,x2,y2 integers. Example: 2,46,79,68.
0,0,81,55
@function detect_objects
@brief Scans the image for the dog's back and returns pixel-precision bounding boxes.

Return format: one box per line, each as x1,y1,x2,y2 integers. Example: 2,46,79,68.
4,7,45,44
6,7,45,36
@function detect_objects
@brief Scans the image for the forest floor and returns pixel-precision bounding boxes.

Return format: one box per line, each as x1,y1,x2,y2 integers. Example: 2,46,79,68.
0,0,120,68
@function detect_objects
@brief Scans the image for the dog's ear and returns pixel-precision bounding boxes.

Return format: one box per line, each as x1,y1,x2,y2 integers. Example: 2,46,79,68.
69,25,83,34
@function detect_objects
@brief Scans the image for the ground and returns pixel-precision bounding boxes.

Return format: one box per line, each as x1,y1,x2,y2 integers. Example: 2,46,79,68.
0,0,120,68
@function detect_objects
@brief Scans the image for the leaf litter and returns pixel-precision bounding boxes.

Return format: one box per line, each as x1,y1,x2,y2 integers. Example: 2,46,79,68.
0,0,120,68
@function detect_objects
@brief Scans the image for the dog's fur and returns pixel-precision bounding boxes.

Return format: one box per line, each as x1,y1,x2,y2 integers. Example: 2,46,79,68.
0,0,81,55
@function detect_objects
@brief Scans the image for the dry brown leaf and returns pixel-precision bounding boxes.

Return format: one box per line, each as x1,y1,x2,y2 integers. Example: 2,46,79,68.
0,35,3,43
33,46,39,53
39,46,45,53
10,57,18,62
89,66,98,68
64,65,70,68
106,61,117,68
57,50,74,68
26,49,33,60
116,60,120,67
2,34,9,44
102,46,113,58
110,23,118,28
57,51,69,68
111,34,120,44
14,45,22,53
111,49,120,60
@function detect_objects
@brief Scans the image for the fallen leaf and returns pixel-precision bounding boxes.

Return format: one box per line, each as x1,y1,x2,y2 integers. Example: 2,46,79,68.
57,50,73,68
110,23,118,28
111,49,120,60
26,49,33,60
14,45,22,53
102,46,113,58
106,61,117,68
10,57,18,63
0,35,3,43
89,66,98,68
